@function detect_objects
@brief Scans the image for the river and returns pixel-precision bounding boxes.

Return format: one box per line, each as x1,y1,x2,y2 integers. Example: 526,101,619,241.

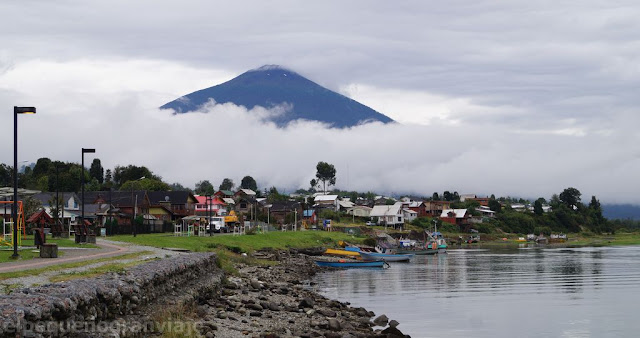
313,245,640,337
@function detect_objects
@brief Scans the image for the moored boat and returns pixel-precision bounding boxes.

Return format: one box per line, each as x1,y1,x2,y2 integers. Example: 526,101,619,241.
324,248,361,257
359,251,414,262
315,260,387,268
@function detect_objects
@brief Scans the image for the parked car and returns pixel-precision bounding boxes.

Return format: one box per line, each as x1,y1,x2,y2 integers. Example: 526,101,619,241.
365,221,376,226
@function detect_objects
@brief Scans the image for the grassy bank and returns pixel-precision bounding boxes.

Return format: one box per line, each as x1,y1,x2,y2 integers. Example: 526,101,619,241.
111,231,363,253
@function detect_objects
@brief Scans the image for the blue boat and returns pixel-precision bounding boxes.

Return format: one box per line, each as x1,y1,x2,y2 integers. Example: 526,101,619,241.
314,260,387,268
359,251,414,262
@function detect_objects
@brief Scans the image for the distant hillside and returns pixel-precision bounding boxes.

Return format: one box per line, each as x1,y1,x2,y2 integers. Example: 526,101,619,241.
160,65,394,128
602,204,640,220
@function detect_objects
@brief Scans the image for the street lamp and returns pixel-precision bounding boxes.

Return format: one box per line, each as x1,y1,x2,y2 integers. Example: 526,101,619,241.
131,176,145,237
12,106,36,258
80,148,95,242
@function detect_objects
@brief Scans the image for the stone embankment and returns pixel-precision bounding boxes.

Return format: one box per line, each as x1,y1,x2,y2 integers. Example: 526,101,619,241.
0,249,410,337
0,253,222,337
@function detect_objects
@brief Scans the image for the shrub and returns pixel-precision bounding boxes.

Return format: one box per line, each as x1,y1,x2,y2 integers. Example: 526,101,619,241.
363,238,377,247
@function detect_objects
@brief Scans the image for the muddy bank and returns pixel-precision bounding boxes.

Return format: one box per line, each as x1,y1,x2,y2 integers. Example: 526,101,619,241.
199,249,410,338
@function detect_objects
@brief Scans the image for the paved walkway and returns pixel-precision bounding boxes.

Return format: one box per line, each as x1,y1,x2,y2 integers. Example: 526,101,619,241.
0,240,129,273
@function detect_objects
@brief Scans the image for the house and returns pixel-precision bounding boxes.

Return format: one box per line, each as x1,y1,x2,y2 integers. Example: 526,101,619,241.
314,194,339,212
407,201,428,217
303,209,317,225
234,189,257,200
476,206,496,218
267,201,302,225
370,202,404,229
31,192,81,227
424,200,452,217
440,209,469,228
338,199,355,212
194,195,227,216
214,190,235,199
346,205,372,218
403,209,418,222
148,191,197,221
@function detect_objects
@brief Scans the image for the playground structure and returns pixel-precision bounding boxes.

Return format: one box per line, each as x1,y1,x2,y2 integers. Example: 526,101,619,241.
0,200,27,247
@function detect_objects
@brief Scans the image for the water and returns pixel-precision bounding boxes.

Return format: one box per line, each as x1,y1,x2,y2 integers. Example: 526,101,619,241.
314,246,640,338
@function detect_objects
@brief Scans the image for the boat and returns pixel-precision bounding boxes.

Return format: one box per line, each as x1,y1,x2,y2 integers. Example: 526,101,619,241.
324,248,361,257
396,248,438,255
315,260,387,268
359,251,414,262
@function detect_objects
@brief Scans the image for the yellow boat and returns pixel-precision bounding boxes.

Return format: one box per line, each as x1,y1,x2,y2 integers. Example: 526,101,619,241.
324,248,361,257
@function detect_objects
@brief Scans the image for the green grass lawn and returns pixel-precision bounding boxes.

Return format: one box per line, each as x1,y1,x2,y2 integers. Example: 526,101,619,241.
111,231,364,253
0,249,39,263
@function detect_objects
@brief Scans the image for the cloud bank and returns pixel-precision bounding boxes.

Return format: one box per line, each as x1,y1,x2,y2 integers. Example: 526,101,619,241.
0,59,638,204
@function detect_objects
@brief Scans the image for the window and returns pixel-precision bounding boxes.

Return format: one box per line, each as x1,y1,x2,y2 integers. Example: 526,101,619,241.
398,217,402,222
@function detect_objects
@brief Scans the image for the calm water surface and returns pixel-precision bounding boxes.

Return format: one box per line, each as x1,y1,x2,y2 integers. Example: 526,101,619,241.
313,246,640,338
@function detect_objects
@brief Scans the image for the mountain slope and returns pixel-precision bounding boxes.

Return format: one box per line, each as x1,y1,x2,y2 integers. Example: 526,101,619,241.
160,65,394,128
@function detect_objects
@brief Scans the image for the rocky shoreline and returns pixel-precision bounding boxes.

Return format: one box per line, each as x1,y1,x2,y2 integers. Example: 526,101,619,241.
197,249,410,338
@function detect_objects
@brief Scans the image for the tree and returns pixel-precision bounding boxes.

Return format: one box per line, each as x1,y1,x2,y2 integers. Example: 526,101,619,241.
89,159,104,184
432,192,439,200
267,186,287,202
240,176,258,191
488,198,502,213
104,169,113,188
559,187,581,209
443,191,452,201
533,199,544,216
310,179,318,192
120,178,170,191
219,178,234,191
169,182,191,192
314,161,337,194
195,180,215,195
113,165,157,186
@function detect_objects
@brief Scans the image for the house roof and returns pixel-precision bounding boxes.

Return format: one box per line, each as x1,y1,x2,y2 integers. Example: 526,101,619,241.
215,190,235,196
338,200,355,208
403,209,418,215
26,209,52,224
370,203,403,217
440,209,468,218
408,201,425,208
223,198,235,204
31,192,79,206
195,195,227,205
237,189,256,196
148,191,197,204
314,195,338,202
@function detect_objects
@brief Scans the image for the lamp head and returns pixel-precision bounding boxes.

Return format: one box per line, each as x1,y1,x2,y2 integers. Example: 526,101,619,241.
82,148,96,153
14,106,36,114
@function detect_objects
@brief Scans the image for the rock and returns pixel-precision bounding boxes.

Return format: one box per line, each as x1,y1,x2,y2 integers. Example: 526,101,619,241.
306,309,316,315
299,297,315,308
250,279,262,289
327,318,341,331
373,314,389,326
205,332,214,338
250,311,262,317
381,326,408,337
268,302,281,311
217,312,228,319
246,303,263,311
318,309,337,317
389,319,400,328
355,307,369,317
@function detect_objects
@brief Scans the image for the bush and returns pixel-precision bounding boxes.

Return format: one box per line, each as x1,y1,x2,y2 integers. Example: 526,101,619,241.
245,227,257,235
475,223,494,234
533,226,552,236
363,238,377,247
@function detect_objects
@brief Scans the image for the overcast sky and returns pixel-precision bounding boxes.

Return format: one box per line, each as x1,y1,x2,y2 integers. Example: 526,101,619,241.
0,0,639,204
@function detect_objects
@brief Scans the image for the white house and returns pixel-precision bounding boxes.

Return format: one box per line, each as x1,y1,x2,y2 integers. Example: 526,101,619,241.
347,206,373,217
370,202,404,228
403,209,418,222
314,194,339,211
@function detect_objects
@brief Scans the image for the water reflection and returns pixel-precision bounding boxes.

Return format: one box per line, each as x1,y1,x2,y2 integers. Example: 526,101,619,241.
314,246,640,338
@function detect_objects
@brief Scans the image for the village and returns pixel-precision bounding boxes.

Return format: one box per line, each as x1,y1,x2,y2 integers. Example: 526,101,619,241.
1,184,557,242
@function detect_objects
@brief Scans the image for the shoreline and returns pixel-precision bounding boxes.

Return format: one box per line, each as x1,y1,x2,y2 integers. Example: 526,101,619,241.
198,248,410,337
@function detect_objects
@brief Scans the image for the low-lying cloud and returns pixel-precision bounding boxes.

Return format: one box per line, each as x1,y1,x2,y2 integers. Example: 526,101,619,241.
0,58,638,204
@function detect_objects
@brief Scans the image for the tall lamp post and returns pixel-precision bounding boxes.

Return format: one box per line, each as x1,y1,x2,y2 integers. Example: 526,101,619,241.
80,148,95,242
131,176,145,237
12,106,36,258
